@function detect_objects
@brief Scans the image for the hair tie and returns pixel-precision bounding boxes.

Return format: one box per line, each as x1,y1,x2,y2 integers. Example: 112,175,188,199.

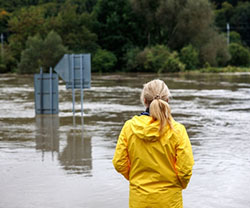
154,94,160,100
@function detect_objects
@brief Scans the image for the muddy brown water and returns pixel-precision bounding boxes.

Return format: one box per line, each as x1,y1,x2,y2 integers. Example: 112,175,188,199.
0,73,250,208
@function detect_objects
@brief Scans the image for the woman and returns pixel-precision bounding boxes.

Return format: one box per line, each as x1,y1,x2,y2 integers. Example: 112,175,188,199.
113,79,194,208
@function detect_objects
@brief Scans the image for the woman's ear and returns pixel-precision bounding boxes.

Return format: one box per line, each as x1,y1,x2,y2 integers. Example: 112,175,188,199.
144,98,149,107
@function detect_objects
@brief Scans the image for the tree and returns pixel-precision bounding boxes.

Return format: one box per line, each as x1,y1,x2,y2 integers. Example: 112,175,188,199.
180,45,199,70
0,9,10,37
18,31,67,74
8,6,47,60
93,0,147,67
130,0,230,66
210,0,238,8
131,0,214,48
229,31,242,44
130,0,161,45
92,49,117,72
215,2,233,30
229,43,250,66
230,2,250,46
48,3,98,53
199,30,230,66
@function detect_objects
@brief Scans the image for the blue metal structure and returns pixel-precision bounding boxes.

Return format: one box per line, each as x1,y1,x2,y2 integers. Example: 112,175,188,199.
54,54,91,89
54,54,91,118
34,68,59,114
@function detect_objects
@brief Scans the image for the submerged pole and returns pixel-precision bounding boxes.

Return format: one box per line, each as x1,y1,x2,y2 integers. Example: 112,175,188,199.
40,68,43,114
71,54,75,124
50,67,53,114
80,54,84,127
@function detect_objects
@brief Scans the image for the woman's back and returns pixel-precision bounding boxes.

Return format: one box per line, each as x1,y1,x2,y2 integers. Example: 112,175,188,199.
113,79,194,208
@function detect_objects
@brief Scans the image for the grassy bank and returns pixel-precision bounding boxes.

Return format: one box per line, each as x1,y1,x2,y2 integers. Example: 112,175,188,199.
198,66,250,73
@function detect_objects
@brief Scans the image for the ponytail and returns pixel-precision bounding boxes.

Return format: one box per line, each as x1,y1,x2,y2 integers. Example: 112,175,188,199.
150,98,173,133
141,79,173,134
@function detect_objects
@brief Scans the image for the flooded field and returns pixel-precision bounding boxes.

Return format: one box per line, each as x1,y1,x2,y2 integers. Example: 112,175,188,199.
0,73,250,208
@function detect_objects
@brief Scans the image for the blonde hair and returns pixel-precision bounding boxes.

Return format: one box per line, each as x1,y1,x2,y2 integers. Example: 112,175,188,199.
141,79,173,132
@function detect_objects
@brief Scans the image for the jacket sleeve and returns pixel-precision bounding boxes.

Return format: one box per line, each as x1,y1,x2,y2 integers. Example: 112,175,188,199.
112,121,130,180
175,125,194,189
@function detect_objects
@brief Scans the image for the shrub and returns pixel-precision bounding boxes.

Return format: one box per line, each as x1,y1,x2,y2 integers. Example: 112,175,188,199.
125,45,185,73
18,31,67,74
160,52,185,73
199,31,230,67
230,31,242,44
0,45,17,73
130,45,171,72
144,45,171,72
124,47,141,72
0,56,5,73
92,49,117,72
229,43,250,66
180,45,199,70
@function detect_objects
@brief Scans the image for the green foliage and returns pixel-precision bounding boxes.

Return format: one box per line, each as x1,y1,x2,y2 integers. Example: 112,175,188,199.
49,3,98,53
3,0,250,73
215,2,250,47
93,0,146,65
215,2,233,28
131,0,216,49
229,31,242,44
92,49,117,72
0,46,17,73
136,45,171,72
18,31,67,74
124,47,141,72
228,43,250,66
143,45,171,72
180,45,199,70
8,6,47,60
126,45,184,73
230,2,250,46
18,34,43,74
0,55,5,73
199,31,230,66
0,9,10,36
160,52,185,73
210,1,238,9
200,66,250,73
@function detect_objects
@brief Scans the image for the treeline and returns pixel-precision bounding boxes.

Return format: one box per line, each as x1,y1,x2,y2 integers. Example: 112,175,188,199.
0,0,250,74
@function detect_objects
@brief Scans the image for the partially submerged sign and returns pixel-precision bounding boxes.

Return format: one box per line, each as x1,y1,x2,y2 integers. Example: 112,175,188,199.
54,54,91,89
34,69,59,114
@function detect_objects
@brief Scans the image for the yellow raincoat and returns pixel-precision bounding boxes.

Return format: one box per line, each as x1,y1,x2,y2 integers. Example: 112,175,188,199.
113,115,194,208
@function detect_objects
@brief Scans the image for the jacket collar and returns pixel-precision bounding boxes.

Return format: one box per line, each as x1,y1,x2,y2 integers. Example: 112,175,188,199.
140,108,150,116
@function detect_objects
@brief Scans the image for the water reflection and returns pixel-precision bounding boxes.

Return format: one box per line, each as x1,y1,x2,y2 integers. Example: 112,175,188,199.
59,128,92,176
35,115,92,176
35,115,60,161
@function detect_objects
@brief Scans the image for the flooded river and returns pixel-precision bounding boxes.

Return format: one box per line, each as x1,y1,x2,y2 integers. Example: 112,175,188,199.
0,73,250,208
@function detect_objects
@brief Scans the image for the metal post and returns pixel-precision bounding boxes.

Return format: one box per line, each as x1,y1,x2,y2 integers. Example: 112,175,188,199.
40,68,43,114
227,23,230,46
1,33,3,58
71,54,76,126
80,55,84,127
50,67,53,114
71,55,75,112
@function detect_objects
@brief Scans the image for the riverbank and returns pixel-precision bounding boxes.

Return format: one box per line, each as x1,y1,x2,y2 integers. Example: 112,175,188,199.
1,66,250,76
198,66,250,73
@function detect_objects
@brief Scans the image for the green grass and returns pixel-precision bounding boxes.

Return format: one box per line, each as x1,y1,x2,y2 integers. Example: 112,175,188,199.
199,66,250,73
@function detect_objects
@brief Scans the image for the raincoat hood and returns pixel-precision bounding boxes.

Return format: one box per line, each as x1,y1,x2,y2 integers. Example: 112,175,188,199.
131,115,164,142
